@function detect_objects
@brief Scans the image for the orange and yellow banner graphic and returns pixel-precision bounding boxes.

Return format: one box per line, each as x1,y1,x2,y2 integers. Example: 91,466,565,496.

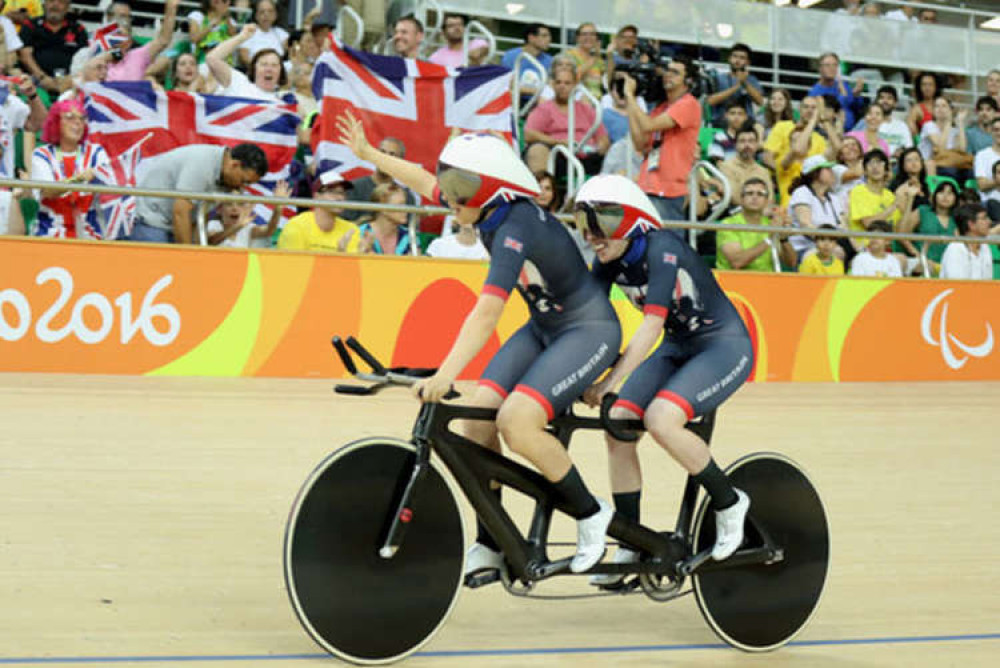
1,238,997,381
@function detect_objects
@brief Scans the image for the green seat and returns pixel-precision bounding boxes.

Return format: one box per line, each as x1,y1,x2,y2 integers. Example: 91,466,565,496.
964,179,979,193
992,243,1000,280
698,127,724,161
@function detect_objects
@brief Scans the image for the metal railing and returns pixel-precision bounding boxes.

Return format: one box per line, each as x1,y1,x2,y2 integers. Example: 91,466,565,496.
7,177,999,256
463,20,497,66
511,51,547,120
336,5,365,50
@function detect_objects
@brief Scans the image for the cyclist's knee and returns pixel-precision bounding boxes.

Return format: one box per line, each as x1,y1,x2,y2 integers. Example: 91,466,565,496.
496,394,547,454
643,401,688,445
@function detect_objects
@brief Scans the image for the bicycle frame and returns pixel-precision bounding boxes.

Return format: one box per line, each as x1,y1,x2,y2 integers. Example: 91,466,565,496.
378,400,775,585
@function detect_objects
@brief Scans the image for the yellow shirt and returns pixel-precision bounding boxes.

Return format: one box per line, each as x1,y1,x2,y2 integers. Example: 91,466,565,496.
798,253,845,276
3,0,43,22
764,120,827,204
277,212,360,253
848,185,898,247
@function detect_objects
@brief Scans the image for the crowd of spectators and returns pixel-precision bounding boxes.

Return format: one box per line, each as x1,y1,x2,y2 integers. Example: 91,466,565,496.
0,0,996,276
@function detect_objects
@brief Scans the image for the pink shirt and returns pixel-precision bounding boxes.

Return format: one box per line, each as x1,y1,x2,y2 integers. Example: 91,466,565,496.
106,43,153,82
428,40,489,67
524,100,608,151
845,130,890,156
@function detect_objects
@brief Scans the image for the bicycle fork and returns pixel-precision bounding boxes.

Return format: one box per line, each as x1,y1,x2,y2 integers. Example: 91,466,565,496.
378,440,432,559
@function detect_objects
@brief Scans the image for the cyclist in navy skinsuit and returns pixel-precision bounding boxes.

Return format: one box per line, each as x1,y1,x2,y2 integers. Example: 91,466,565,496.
335,112,621,578
573,175,753,587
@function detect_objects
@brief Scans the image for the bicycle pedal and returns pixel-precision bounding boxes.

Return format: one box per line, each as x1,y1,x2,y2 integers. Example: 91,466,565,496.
464,568,501,589
598,576,640,593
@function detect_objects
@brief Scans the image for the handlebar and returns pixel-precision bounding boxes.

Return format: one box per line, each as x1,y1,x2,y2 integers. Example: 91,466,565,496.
599,393,641,442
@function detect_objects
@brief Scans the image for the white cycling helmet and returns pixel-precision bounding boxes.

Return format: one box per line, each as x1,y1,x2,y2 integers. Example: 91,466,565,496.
436,133,541,209
573,174,662,240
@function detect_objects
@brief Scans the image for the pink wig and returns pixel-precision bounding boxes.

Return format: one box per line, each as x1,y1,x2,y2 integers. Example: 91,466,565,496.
41,99,89,146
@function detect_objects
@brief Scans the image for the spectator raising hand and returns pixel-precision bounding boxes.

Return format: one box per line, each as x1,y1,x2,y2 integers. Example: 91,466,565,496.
207,23,291,102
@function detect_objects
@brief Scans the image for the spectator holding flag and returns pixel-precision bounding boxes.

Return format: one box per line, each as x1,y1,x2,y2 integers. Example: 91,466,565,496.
207,23,291,102
392,15,424,60
90,0,180,83
31,98,111,239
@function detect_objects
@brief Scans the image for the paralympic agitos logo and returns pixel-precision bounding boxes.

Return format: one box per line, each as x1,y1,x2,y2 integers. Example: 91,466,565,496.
920,289,994,370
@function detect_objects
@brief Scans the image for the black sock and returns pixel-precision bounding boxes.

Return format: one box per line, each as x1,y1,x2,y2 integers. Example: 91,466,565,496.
476,486,502,551
554,466,600,519
612,491,641,524
693,459,738,510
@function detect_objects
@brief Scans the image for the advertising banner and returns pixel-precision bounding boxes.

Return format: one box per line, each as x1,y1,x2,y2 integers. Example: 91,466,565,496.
0,238,996,381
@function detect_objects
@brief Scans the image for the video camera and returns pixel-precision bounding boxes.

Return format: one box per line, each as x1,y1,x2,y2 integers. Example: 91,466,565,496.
613,42,671,106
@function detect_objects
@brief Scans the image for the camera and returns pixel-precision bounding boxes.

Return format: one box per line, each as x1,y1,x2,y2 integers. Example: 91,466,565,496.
614,43,670,106
110,48,124,62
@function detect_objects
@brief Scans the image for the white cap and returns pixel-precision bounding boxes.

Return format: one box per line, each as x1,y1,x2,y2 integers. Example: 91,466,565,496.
316,169,353,189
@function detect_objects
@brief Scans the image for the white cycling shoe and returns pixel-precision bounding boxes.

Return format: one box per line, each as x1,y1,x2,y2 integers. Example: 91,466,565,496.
711,489,750,561
589,547,640,587
464,542,503,576
570,498,614,573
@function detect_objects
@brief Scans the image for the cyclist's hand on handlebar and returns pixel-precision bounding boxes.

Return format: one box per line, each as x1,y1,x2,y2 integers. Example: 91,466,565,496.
412,373,454,403
582,381,610,409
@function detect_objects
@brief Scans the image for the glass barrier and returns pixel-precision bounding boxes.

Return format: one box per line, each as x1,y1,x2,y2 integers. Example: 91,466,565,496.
436,0,560,26
434,0,986,80
779,9,969,75
973,28,1000,77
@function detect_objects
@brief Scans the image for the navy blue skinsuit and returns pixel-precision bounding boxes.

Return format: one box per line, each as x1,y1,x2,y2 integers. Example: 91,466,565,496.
467,197,622,419
591,229,753,420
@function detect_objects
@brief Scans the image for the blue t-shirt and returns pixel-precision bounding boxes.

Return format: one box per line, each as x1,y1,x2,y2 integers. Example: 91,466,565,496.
502,48,553,103
602,107,630,144
708,70,762,129
808,81,865,132
592,230,747,341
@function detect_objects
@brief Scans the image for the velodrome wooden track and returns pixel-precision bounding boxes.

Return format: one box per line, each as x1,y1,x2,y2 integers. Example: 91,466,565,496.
2,374,999,667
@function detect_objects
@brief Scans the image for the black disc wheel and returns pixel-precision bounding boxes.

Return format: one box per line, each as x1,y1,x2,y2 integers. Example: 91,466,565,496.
691,452,829,651
284,438,465,664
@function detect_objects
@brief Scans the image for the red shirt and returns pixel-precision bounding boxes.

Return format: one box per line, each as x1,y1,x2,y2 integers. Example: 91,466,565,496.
637,93,701,198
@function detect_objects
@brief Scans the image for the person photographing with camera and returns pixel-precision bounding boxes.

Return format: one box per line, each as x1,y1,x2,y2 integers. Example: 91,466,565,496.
621,55,702,227
705,43,763,130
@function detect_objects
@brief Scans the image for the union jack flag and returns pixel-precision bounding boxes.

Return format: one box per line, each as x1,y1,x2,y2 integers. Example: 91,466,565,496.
92,134,149,239
92,22,129,54
311,37,514,181
82,81,299,189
